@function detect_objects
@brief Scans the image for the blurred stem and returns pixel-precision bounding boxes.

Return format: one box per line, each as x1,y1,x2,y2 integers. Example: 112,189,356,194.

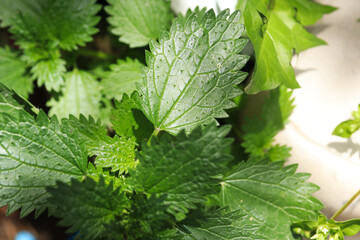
78,48,116,60
331,189,360,220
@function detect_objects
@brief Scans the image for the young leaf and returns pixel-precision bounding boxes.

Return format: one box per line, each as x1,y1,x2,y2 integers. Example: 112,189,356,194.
106,0,173,48
47,177,128,240
47,70,102,120
93,135,137,174
64,115,137,174
128,124,233,217
101,58,144,100
244,0,336,94
0,47,33,97
0,83,38,121
0,110,87,217
332,104,360,138
111,92,154,141
1,0,101,51
138,9,249,134
220,158,323,239
30,55,66,92
242,86,294,160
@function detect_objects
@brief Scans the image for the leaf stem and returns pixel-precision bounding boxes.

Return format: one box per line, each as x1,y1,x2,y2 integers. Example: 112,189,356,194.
78,48,116,60
331,189,360,220
147,128,161,146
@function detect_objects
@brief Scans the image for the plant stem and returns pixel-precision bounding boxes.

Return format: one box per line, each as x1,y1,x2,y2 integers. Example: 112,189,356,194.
147,128,161,146
330,189,360,220
78,48,115,60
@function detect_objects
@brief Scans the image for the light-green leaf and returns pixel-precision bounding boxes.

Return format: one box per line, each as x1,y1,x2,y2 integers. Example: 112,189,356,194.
0,110,87,217
0,47,33,97
138,9,249,134
101,58,144,100
111,92,154,141
106,0,173,48
332,105,360,138
47,177,128,240
128,124,233,217
48,70,102,120
220,159,323,239
30,55,66,92
244,0,335,94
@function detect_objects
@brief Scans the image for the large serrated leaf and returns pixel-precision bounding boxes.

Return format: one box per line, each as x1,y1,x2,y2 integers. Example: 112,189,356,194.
0,110,87,217
138,9,249,134
220,159,323,239
48,177,128,240
106,0,173,48
128,124,232,217
0,47,33,97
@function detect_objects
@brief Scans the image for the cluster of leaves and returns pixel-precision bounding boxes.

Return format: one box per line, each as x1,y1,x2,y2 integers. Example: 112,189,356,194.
1,0,357,240
333,104,360,138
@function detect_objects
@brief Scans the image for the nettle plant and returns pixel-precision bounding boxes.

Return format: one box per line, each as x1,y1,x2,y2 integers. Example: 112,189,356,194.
0,0,359,239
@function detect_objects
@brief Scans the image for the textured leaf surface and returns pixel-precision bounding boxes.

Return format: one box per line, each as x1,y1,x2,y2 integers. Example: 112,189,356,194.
48,70,102,120
139,9,249,134
101,58,144,100
30,55,66,92
220,159,323,239
0,111,87,217
244,0,335,93
65,115,137,174
176,210,267,240
0,84,38,121
48,177,128,240
93,135,137,174
106,0,173,47
1,0,101,51
111,92,153,141
129,124,232,216
242,86,294,160
0,48,32,97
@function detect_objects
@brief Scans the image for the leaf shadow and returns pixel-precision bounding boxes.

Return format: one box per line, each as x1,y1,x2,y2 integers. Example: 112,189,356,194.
327,138,360,159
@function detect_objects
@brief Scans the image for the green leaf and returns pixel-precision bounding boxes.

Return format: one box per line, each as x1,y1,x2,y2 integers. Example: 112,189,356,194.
47,177,128,240
242,86,294,160
106,0,173,48
0,83,38,121
176,209,268,239
48,70,102,120
138,9,249,134
93,135,137,174
0,47,33,97
1,0,101,51
128,124,233,217
244,0,335,94
101,58,144,100
292,0,337,26
0,110,88,217
64,115,137,174
111,92,154,141
220,158,323,239
30,54,66,92
333,105,360,138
